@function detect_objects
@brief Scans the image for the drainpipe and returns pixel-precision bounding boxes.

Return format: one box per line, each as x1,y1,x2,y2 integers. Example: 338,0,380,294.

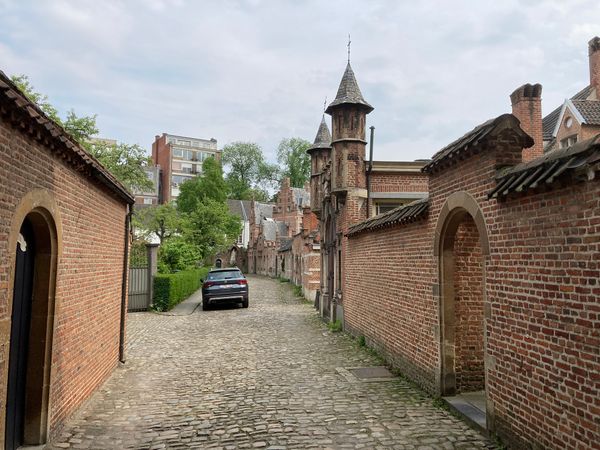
119,204,132,364
366,126,375,218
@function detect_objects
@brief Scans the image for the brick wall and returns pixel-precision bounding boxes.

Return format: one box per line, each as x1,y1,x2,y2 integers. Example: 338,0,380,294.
0,119,128,441
487,179,599,449
345,124,600,448
453,218,485,393
370,172,429,193
345,220,437,388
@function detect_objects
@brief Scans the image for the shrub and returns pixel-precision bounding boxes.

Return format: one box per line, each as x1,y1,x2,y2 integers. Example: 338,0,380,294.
152,267,209,311
158,238,200,273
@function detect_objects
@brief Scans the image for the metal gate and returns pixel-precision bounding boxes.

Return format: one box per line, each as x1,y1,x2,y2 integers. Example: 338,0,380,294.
128,242,152,312
128,267,150,311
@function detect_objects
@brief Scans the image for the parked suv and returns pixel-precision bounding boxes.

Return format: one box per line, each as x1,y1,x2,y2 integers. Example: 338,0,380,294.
201,268,248,310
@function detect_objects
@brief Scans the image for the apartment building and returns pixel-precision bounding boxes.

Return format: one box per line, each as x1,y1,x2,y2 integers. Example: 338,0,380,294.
133,165,161,208
151,133,220,203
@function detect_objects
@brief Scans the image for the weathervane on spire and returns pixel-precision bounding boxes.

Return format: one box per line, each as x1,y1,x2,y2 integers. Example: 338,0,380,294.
347,34,351,63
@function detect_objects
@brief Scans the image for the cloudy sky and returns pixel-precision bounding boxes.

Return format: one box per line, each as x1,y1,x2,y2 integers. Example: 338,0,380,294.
1,0,598,162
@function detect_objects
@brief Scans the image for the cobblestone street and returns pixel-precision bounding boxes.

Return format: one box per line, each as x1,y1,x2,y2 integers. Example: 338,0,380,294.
48,276,494,450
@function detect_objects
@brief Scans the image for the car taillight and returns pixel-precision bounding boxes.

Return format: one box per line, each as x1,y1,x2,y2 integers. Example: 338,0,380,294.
238,279,247,285
203,281,215,288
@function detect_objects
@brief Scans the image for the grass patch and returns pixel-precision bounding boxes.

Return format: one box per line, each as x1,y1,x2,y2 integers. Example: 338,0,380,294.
327,319,343,333
292,284,303,298
358,335,366,347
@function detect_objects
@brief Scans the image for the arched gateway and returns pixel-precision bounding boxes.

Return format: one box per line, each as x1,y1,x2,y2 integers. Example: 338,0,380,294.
434,192,490,424
5,194,60,450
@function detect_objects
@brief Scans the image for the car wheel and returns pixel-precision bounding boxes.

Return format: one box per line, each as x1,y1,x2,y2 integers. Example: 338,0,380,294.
242,299,249,308
203,300,210,310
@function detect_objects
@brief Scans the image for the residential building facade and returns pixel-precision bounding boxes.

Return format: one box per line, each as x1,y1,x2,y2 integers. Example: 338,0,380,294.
542,36,600,153
133,165,161,208
151,133,220,203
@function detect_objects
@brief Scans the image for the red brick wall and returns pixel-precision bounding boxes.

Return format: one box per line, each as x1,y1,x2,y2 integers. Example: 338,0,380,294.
345,221,437,388
487,179,599,449
453,218,485,393
0,120,128,439
370,172,429,193
345,134,600,449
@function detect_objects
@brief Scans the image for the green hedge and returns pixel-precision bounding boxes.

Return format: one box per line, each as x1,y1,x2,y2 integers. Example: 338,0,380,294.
152,267,209,311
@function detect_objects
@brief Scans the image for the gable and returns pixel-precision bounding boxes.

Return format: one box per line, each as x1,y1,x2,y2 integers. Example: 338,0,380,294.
553,101,584,141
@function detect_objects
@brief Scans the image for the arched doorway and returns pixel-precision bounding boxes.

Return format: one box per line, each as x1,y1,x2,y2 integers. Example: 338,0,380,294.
435,192,490,427
6,208,58,449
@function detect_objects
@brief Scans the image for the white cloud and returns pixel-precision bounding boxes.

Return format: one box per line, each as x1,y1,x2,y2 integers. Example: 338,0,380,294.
0,0,598,162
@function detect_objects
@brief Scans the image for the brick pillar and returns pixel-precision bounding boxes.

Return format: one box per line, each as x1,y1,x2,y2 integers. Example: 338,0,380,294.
589,36,600,96
510,83,543,162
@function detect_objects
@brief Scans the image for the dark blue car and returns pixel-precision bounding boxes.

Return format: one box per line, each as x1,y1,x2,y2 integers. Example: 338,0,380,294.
202,268,248,310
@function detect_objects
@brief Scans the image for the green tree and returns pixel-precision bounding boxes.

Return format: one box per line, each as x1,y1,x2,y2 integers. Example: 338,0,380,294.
183,199,242,259
10,74,61,123
177,157,228,214
276,137,311,188
157,237,201,273
88,141,153,192
64,109,99,145
11,74,98,143
133,203,184,244
221,141,279,200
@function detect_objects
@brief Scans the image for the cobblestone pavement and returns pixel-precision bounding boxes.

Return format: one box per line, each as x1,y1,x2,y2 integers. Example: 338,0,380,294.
48,276,494,450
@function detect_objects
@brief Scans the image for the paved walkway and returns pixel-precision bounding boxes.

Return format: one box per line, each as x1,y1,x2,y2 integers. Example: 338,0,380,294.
48,276,494,449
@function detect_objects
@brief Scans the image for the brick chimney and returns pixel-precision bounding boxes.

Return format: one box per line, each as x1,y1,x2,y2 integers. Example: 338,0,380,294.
589,36,600,95
510,83,543,162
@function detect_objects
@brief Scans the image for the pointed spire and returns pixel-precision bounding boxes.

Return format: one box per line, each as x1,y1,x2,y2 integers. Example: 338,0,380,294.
307,116,332,153
325,62,373,114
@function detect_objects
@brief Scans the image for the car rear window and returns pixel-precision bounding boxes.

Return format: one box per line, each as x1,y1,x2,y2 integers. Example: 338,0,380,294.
207,270,243,280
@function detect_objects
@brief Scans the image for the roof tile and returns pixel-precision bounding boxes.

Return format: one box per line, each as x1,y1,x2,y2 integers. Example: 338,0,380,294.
347,197,429,236
489,134,600,199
